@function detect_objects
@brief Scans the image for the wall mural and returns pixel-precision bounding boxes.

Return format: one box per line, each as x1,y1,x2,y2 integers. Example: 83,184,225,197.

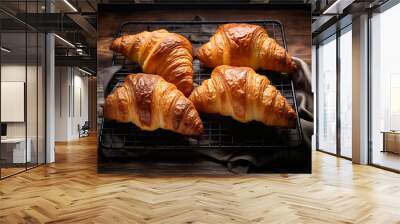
97,4,313,173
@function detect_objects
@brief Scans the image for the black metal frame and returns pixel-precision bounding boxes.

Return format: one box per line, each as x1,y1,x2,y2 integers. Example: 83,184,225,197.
25,3,28,172
336,27,341,158
367,11,373,166
99,20,304,156
315,44,319,151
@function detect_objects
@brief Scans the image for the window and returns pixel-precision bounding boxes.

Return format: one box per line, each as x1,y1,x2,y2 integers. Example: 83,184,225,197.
317,35,337,154
339,26,352,158
370,3,400,171
316,24,353,159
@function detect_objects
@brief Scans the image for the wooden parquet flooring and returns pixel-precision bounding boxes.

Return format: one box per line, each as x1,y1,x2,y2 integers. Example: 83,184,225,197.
1,135,400,224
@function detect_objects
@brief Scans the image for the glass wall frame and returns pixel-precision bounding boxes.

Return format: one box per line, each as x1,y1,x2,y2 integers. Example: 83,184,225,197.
0,0,47,180
315,24,353,160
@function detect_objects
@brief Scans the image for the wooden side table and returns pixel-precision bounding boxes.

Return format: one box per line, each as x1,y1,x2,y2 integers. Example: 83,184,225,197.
381,131,400,154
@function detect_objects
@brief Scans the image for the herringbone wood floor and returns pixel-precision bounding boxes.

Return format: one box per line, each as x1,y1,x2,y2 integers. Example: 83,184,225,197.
1,136,400,224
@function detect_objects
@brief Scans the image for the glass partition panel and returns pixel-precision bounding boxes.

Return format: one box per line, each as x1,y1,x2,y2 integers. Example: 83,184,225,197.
38,32,45,165
339,27,352,158
26,0,39,169
371,3,400,171
1,30,27,177
27,30,38,169
317,35,337,154
0,0,46,179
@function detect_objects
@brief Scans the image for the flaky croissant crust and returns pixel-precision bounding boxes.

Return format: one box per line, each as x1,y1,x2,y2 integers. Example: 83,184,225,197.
104,73,203,136
110,29,194,96
197,23,297,73
189,65,297,128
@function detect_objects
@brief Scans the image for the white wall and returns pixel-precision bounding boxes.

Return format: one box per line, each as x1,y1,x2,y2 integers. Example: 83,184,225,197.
46,32,55,163
352,14,369,164
1,65,26,141
55,66,70,141
1,64,46,164
72,73,89,138
54,67,89,141
1,65,38,138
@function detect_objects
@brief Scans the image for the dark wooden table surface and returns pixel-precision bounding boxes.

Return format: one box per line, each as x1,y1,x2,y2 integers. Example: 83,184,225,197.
97,8,311,70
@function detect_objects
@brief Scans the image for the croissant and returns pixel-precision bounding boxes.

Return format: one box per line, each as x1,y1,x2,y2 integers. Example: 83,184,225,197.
197,23,297,73
104,73,203,136
189,65,297,128
110,29,194,96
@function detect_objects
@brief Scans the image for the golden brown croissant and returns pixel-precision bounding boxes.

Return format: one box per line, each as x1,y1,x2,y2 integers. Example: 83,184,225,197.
110,29,194,96
189,65,297,128
104,73,203,136
197,23,297,73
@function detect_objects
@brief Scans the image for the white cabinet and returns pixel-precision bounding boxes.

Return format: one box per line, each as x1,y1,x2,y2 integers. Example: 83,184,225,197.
1,138,32,163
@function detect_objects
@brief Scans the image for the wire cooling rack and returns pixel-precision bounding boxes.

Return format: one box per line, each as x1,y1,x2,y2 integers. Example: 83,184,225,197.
99,20,303,154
